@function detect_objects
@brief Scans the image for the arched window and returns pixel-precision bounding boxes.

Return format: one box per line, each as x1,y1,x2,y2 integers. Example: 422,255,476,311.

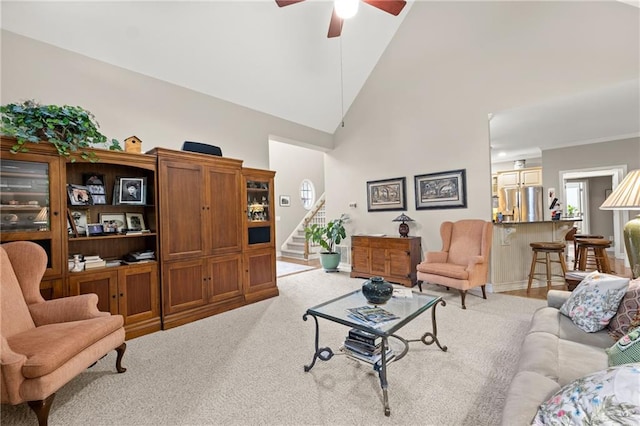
300,179,315,210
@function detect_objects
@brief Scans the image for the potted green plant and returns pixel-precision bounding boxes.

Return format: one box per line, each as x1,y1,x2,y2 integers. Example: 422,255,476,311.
305,214,347,272
0,100,121,161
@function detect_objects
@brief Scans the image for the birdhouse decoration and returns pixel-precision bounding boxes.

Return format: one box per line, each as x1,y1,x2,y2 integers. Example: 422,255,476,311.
124,135,142,153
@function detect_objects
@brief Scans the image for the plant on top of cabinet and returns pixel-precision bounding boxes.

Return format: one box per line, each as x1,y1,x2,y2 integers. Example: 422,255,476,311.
0,100,122,162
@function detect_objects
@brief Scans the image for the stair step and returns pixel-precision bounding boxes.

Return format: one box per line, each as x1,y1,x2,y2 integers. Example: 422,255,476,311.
281,249,306,260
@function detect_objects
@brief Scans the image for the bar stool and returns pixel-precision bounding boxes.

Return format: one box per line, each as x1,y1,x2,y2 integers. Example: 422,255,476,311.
573,234,604,269
527,242,567,293
575,238,613,273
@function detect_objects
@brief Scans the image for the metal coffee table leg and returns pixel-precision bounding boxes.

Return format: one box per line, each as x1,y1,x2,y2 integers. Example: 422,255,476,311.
303,313,334,372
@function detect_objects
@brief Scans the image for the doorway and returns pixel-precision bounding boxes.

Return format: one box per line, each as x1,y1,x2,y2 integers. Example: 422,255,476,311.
564,179,589,234
559,165,629,262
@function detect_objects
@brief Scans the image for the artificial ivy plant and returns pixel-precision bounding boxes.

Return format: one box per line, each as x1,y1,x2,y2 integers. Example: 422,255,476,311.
0,100,122,161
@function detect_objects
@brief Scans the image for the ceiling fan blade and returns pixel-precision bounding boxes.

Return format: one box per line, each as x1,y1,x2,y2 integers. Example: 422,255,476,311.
362,0,407,16
327,8,344,38
275,0,306,7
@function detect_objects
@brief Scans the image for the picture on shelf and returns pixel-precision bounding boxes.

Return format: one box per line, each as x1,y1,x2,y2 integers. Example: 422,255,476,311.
125,212,146,231
100,213,126,233
82,173,107,204
69,210,87,236
90,194,107,205
67,184,92,206
86,223,104,236
118,177,146,205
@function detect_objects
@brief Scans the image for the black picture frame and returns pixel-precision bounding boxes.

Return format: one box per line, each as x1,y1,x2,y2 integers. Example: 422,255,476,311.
366,177,407,212
414,169,467,210
118,177,146,205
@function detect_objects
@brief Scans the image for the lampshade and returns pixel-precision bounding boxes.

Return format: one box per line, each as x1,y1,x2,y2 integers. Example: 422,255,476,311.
600,169,640,210
392,213,414,223
600,169,640,279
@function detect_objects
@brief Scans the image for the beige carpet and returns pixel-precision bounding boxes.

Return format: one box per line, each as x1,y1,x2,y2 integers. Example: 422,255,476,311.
1,270,545,426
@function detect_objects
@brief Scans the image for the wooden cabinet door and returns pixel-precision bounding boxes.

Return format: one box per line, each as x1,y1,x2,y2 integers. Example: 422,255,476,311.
388,248,411,279
158,160,205,261
370,247,388,276
119,263,159,325
244,248,276,297
206,167,242,255
162,259,207,315
68,270,119,315
351,245,370,274
207,254,243,303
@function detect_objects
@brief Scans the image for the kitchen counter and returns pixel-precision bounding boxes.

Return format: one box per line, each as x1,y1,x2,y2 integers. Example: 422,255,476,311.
493,218,582,225
490,219,579,292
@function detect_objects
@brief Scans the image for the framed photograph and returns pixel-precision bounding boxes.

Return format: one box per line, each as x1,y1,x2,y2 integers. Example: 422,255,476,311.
67,210,78,236
100,213,126,233
67,184,92,206
279,195,291,207
125,212,146,231
69,210,88,236
366,177,407,212
118,177,146,205
414,169,467,210
86,223,104,236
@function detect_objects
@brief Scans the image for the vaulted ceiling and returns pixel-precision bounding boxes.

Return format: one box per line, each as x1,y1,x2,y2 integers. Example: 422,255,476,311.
2,1,638,159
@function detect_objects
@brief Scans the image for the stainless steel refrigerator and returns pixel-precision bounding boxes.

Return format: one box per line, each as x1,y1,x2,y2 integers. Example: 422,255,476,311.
498,186,543,222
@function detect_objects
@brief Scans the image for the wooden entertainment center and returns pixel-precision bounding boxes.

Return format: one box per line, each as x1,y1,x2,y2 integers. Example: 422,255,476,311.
0,138,277,339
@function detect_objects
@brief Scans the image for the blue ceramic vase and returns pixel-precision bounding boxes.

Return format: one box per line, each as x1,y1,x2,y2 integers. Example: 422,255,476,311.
362,276,393,305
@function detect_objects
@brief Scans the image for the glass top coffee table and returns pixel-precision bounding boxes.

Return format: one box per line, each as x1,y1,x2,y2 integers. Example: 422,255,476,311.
303,289,447,416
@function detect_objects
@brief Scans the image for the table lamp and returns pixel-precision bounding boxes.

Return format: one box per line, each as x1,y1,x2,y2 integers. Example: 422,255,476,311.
392,213,414,238
600,169,640,278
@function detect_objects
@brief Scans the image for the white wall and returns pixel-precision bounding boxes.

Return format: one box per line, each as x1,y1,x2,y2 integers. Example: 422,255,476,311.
0,30,333,170
326,1,639,252
268,141,325,252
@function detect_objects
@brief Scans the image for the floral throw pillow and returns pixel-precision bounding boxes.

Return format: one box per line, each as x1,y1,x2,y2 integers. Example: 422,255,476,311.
532,364,640,425
560,271,629,332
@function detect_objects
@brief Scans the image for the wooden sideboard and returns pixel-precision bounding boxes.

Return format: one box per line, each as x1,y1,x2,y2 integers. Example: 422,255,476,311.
350,235,422,287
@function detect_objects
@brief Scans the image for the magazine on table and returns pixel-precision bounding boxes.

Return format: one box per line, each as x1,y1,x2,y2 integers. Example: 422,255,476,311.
346,305,400,326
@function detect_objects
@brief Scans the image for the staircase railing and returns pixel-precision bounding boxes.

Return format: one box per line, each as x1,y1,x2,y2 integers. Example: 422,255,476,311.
302,194,326,259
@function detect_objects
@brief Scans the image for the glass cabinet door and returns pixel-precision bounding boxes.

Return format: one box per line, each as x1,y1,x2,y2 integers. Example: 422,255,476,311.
1,159,52,232
246,180,270,223
0,155,63,276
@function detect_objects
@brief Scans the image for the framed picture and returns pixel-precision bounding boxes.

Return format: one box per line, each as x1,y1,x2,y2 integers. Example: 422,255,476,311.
86,223,104,236
67,184,92,206
279,195,291,207
414,169,467,210
69,210,88,236
118,177,146,205
100,212,126,233
125,212,146,231
366,177,407,212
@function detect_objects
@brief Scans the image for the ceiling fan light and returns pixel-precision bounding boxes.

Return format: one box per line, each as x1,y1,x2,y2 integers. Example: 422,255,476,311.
335,0,359,19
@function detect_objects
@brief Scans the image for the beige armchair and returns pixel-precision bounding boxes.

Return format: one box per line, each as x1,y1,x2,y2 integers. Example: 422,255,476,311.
1,242,126,426
416,220,493,309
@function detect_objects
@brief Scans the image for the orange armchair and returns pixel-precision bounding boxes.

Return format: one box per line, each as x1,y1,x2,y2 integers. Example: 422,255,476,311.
416,220,493,309
1,242,126,426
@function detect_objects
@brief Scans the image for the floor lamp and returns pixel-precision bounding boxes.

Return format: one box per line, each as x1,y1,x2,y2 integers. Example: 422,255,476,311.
600,169,640,279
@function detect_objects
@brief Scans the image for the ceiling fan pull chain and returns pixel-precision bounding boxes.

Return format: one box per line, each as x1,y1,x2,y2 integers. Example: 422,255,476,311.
340,36,345,128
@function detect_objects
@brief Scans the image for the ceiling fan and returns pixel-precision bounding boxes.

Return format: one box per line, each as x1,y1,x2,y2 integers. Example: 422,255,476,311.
276,0,407,38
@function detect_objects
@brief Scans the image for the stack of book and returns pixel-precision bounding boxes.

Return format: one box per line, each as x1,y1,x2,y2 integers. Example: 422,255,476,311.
83,255,106,269
342,328,394,365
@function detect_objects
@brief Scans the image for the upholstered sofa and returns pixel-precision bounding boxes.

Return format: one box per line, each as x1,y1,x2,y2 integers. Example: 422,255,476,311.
501,276,639,425
1,242,127,426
